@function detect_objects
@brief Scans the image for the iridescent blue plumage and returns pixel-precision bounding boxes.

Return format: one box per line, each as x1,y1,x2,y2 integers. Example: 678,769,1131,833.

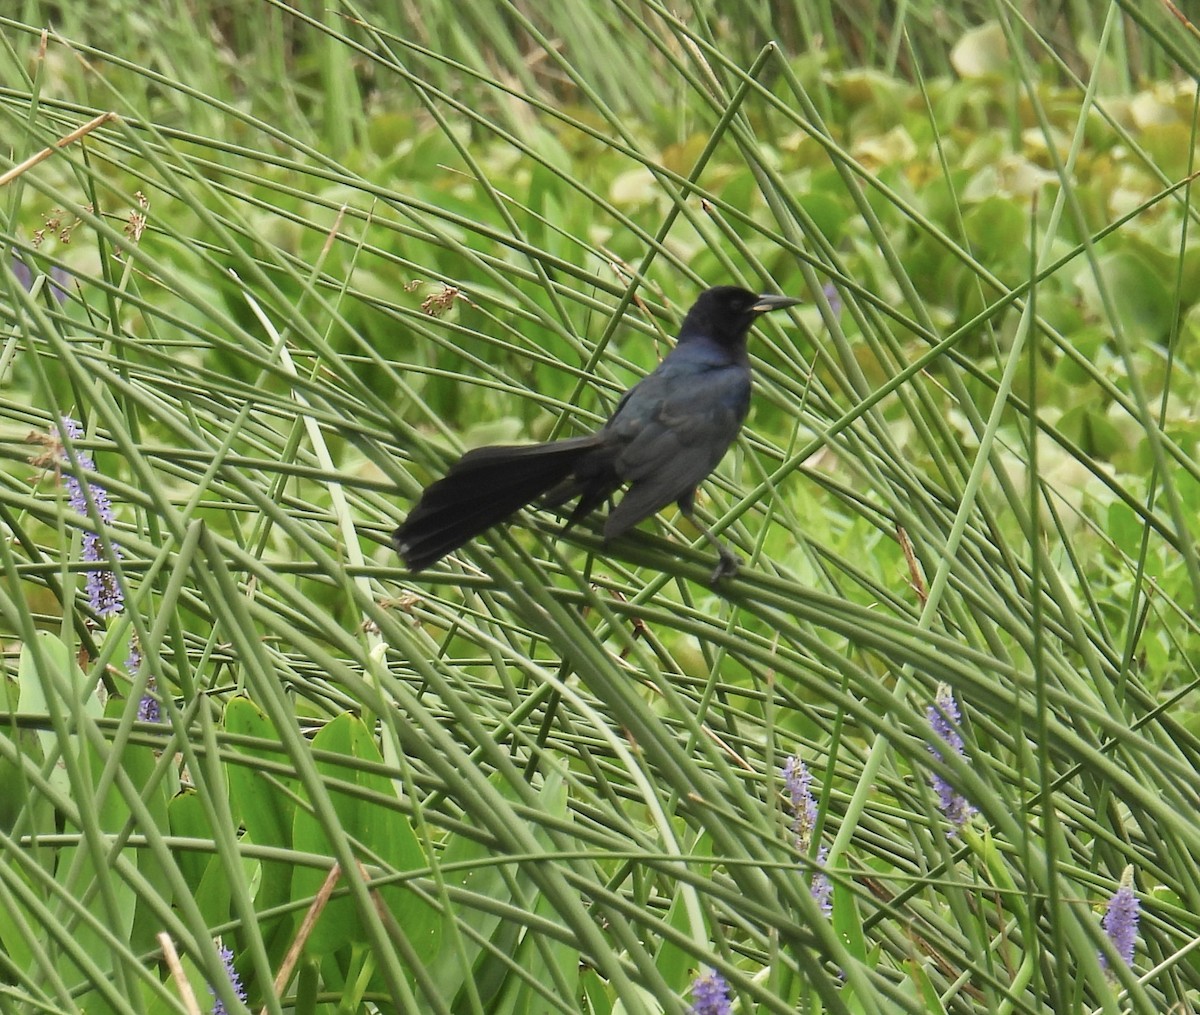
394,285,800,579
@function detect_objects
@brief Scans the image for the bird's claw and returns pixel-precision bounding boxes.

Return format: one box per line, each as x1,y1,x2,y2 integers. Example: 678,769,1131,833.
710,549,741,583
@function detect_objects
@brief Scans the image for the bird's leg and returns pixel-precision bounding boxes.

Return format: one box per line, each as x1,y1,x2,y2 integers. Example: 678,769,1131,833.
679,496,741,581
694,519,741,582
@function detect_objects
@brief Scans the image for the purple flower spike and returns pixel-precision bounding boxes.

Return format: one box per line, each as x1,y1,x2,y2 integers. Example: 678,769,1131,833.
208,942,247,1014
783,756,833,917
54,418,124,617
688,968,731,1015
782,755,818,850
927,683,964,753
85,563,124,616
1100,867,1140,971
137,694,161,724
128,638,162,722
926,683,975,832
811,845,833,917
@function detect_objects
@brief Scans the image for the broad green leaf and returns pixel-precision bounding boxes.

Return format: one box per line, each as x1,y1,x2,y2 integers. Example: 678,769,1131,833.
292,713,439,965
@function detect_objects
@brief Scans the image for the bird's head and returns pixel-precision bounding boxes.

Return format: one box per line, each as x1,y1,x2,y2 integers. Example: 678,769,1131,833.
677,285,802,349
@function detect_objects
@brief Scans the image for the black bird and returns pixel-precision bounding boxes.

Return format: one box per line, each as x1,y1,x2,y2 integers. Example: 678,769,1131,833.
393,286,801,580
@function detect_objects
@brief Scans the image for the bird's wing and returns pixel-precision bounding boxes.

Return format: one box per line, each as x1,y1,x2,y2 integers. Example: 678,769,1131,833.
602,364,750,538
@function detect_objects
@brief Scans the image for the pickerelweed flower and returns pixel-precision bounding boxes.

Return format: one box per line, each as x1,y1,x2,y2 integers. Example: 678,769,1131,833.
54,417,124,617
782,754,818,850
1100,866,1140,971
822,280,843,318
208,942,247,1015
926,683,975,831
136,691,161,724
10,253,70,304
688,968,731,1015
127,639,161,723
811,845,833,918
782,755,833,916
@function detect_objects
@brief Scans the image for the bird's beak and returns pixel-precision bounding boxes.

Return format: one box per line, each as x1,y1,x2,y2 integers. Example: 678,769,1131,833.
752,294,803,313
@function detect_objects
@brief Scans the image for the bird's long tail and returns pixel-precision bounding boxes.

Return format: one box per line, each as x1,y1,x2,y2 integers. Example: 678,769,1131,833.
393,436,601,571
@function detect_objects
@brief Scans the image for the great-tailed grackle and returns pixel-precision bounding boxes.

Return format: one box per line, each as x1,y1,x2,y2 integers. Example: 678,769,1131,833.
393,285,801,580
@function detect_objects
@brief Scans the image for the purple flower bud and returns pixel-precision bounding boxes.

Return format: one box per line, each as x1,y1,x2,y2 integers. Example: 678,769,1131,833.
1100,867,1140,970
688,968,731,1015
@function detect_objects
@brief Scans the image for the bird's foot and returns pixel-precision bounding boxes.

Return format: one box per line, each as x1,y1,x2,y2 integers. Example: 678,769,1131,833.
709,548,741,583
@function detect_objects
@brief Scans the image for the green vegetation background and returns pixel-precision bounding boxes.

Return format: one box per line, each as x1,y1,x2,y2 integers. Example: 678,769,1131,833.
2,1,1200,1012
